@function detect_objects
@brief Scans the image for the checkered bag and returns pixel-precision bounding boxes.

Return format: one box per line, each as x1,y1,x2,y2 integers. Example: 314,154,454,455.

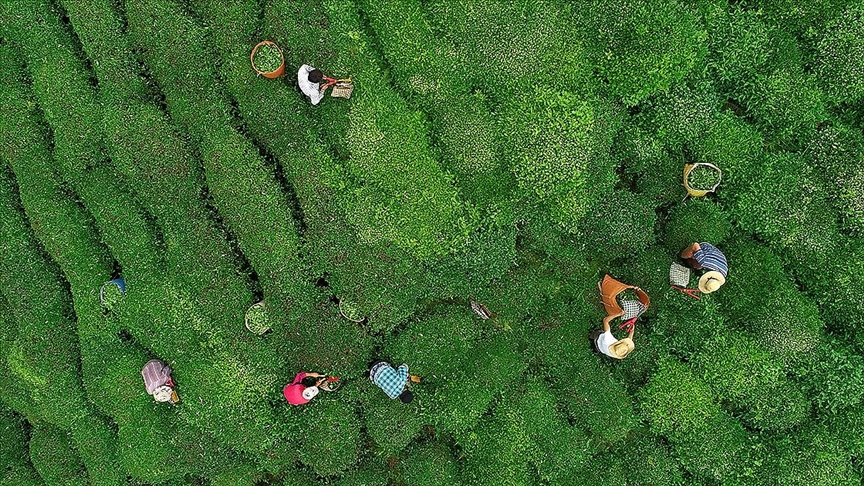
669,262,691,288
621,300,647,321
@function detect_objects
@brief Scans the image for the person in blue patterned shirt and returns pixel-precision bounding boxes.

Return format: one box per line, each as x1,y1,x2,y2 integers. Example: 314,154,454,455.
369,360,414,403
680,242,728,293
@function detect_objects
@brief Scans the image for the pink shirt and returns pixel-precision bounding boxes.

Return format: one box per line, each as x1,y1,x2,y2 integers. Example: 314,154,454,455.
283,372,309,405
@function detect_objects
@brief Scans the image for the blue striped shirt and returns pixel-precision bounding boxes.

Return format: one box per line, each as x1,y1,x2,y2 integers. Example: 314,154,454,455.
694,242,728,277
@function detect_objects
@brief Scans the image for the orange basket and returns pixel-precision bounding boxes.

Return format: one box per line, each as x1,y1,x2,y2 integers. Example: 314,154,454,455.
250,41,285,79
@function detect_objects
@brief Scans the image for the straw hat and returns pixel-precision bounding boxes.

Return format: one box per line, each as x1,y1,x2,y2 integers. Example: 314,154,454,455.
609,338,635,359
699,271,726,293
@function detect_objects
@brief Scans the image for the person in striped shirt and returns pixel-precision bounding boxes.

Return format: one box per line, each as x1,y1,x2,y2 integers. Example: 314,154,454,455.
680,242,728,293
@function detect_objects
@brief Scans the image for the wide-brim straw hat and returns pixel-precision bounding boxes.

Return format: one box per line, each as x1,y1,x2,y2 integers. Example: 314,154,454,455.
699,271,726,293
609,338,635,359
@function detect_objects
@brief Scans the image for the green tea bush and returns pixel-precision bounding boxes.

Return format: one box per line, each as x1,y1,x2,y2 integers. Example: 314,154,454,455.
28,422,89,485
458,397,532,485
537,338,637,446
61,0,254,329
358,380,425,457
740,381,811,432
795,335,864,414
576,0,707,105
616,125,686,205
125,0,308,320
806,124,864,236
639,358,720,441
425,0,591,98
0,406,41,485
692,333,784,405
816,3,864,104
701,3,775,95
0,171,90,429
746,69,826,147
398,439,461,486
717,240,823,363
772,421,858,485
503,90,621,230
295,398,362,477
570,189,658,262
663,199,732,255
639,358,751,483
690,112,766,190
733,152,830,250
672,413,750,484
516,378,593,483
636,82,721,147
345,92,474,260
617,429,685,486
806,240,864,334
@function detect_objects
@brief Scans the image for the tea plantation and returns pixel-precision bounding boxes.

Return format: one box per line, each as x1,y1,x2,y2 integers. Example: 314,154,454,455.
2,0,864,484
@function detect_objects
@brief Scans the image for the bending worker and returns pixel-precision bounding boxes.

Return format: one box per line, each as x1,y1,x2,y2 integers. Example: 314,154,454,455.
679,242,728,294
283,371,325,405
590,316,636,360
369,360,414,404
297,64,325,105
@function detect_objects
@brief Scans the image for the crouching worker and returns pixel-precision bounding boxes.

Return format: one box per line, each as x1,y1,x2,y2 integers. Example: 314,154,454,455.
141,359,179,404
298,64,353,105
593,274,649,360
283,371,325,405
679,242,728,294
370,360,417,404
590,318,636,360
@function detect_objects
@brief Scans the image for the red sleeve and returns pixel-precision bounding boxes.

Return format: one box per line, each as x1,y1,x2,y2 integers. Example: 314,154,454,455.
291,372,306,385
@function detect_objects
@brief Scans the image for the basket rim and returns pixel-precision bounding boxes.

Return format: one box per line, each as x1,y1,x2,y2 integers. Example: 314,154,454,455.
244,301,271,334
250,40,285,76
683,162,722,194
338,299,365,323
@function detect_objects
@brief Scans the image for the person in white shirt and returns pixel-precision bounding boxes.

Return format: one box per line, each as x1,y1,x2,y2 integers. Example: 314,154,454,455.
590,317,635,360
298,64,325,105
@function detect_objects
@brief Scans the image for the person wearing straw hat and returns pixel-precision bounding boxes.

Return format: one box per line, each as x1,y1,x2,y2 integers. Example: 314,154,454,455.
590,318,636,360
679,242,728,293
283,371,325,405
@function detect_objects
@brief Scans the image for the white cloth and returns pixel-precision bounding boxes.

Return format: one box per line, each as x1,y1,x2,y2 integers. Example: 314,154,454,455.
298,64,324,105
596,330,619,359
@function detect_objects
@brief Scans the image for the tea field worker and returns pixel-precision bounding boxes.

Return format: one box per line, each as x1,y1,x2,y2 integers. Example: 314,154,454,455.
589,318,636,360
679,242,728,294
370,360,414,404
283,371,325,405
298,64,326,105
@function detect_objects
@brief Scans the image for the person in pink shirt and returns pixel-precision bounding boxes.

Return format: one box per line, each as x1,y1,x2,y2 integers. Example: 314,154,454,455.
283,372,325,405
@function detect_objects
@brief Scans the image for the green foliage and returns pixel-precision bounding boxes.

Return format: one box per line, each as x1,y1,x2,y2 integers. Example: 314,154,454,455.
578,0,707,105
693,332,784,404
817,3,864,104
397,439,461,486
796,336,864,414
663,199,731,254
640,358,720,441
28,422,89,485
295,398,362,477
1,0,863,484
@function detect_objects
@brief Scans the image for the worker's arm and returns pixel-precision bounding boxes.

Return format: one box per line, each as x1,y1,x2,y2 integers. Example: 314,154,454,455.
628,323,636,339
679,242,700,259
306,372,323,378
602,315,613,331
